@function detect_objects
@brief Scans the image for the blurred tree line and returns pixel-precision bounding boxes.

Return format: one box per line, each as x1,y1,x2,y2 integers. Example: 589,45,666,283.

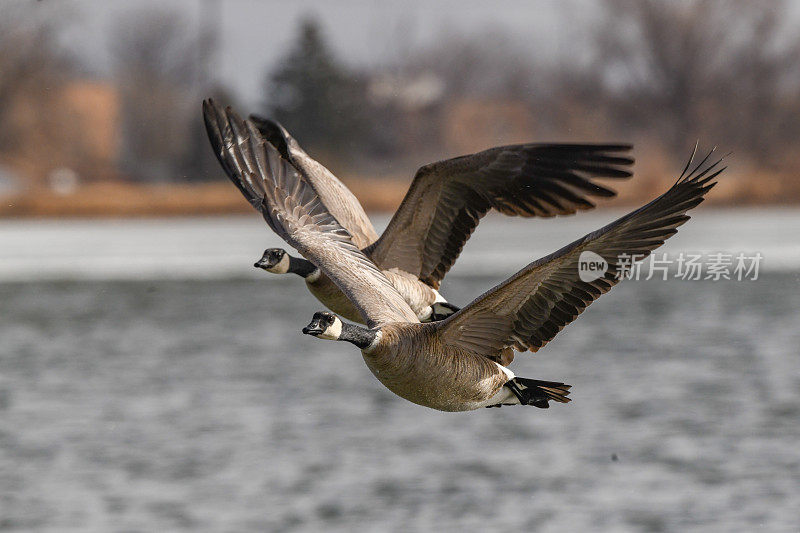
1,0,799,201
266,19,369,160
264,1,800,197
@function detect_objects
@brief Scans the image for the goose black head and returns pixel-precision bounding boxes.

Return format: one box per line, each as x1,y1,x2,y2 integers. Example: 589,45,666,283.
254,248,289,273
302,311,341,340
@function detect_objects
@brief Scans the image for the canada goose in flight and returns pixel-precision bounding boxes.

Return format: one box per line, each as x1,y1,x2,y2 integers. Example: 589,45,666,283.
203,99,634,323
207,106,721,411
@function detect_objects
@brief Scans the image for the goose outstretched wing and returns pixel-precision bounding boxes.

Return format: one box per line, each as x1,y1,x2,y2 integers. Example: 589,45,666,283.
436,149,722,357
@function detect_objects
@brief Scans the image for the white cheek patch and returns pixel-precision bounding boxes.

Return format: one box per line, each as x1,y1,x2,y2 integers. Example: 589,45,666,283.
318,317,342,340
432,289,447,304
267,254,290,274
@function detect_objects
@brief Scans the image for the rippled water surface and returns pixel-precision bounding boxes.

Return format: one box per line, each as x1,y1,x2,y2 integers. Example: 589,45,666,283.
1,214,799,531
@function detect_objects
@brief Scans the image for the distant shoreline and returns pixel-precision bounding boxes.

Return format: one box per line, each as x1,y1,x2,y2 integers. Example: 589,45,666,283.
0,178,410,219
0,171,795,218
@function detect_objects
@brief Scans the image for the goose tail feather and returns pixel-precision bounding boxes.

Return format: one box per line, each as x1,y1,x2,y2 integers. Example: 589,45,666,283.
504,377,572,408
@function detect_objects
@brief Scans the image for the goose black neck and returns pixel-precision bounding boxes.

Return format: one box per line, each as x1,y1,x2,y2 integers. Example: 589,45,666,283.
289,256,318,278
339,323,377,350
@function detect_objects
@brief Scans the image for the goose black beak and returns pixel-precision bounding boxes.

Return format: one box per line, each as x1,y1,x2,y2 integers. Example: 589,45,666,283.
302,319,324,336
254,254,275,270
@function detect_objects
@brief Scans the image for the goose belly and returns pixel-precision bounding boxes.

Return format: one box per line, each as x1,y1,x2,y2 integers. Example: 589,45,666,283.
362,347,506,412
305,276,364,324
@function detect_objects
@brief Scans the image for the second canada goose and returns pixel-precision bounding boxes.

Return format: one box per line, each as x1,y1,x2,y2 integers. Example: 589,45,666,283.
209,110,721,410
203,99,634,323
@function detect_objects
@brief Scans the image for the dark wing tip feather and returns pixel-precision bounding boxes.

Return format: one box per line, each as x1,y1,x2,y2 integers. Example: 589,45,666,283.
248,114,292,161
203,99,264,208
510,143,635,211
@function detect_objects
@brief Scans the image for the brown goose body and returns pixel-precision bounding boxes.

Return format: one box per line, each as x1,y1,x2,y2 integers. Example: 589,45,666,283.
361,323,511,412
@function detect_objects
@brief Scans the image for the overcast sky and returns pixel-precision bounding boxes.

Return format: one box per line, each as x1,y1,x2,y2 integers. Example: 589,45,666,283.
25,0,800,107
47,0,591,106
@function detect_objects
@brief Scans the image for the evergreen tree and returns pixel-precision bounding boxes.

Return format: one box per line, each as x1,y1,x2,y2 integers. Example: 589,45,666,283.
264,18,366,157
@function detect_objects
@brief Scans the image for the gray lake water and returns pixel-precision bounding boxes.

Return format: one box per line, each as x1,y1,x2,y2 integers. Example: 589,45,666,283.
1,213,799,531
